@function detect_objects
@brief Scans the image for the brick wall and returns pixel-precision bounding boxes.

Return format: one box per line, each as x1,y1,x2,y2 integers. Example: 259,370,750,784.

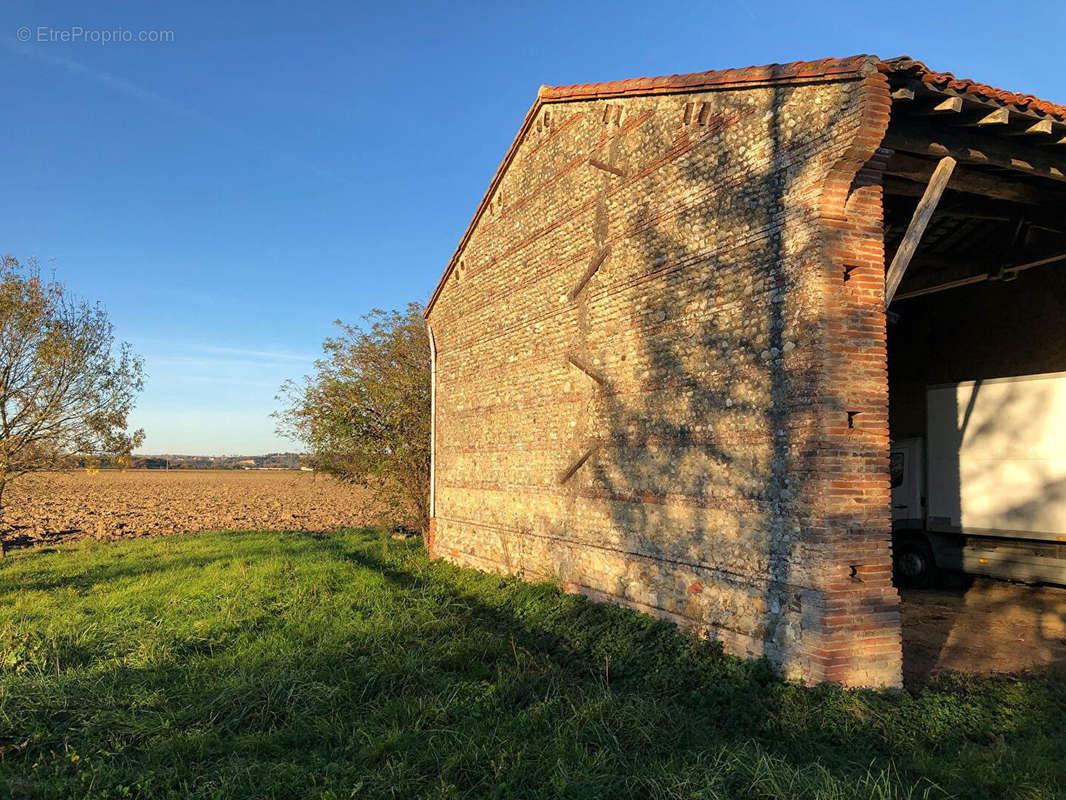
427,67,902,686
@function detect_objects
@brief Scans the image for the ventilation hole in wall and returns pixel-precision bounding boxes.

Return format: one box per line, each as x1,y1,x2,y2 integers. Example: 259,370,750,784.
599,103,622,126
680,101,711,126
847,411,860,428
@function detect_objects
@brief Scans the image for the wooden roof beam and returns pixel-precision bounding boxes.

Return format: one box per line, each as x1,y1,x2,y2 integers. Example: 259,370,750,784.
974,107,1011,127
894,252,1066,302
884,153,1051,205
884,173,1018,204
925,195,1066,236
884,119,1066,184
894,82,1057,128
883,177,1066,233
1010,119,1056,137
913,96,964,116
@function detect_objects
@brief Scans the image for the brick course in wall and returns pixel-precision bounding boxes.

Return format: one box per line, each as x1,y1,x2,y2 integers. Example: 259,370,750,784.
425,57,902,686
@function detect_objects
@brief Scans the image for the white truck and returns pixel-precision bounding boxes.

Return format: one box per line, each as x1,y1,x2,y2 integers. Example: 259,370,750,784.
891,371,1066,587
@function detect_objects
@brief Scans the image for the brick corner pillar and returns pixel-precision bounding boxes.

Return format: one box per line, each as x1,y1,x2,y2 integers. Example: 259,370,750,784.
810,66,903,688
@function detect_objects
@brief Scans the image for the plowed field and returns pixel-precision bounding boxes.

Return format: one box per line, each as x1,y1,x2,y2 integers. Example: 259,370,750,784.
3,470,377,549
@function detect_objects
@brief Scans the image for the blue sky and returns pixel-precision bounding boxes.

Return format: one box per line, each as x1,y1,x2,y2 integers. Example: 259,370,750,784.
2,1,1063,455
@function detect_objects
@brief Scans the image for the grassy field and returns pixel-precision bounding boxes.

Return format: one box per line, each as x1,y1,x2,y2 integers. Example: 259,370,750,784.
0,531,1063,799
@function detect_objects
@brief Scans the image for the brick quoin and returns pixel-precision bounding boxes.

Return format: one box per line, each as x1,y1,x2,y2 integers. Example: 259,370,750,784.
813,66,901,687
426,56,904,687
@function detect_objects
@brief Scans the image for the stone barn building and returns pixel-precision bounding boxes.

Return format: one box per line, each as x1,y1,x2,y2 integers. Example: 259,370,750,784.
423,55,1066,687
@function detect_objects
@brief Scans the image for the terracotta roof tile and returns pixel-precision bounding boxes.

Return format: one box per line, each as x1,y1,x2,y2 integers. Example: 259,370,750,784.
539,55,879,101
880,56,1066,121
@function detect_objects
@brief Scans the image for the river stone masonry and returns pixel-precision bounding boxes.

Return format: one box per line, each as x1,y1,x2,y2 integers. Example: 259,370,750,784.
425,57,901,687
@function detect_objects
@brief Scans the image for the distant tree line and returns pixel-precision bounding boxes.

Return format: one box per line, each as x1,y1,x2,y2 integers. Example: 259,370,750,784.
62,453,310,470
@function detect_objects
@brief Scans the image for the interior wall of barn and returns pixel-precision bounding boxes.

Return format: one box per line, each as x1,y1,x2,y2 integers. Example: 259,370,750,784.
889,265,1066,442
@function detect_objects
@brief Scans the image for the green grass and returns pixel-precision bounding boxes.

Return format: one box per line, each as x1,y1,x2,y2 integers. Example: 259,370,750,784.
0,530,1062,799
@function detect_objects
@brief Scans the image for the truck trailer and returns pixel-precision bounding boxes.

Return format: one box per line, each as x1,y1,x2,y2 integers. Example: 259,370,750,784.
891,371,1066,587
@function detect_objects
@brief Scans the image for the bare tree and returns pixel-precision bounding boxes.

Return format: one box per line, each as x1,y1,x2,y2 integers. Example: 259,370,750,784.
0,256,145,529
275,304,430,536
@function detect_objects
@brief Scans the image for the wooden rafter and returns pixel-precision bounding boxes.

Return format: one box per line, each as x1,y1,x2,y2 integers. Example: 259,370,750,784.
932,97,963,114
894,252,1066,302
883,154,1048,205
975,107,1011,127
1011,119,1055,137
881,178,1066,226
926,197,1066,236
884,120,1066,184
893,81,1060,129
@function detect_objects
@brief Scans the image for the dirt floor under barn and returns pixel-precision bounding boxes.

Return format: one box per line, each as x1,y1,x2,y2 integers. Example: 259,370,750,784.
901,580,1066,684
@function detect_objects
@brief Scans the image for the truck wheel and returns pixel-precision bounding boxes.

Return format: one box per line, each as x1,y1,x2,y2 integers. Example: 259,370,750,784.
893,536,939,589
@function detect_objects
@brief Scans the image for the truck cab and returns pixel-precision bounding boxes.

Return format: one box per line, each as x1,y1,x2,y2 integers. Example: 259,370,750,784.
890,437,935,586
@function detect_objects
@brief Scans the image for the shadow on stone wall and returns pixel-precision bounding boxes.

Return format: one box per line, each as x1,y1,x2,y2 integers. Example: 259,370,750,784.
551,79,851,673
